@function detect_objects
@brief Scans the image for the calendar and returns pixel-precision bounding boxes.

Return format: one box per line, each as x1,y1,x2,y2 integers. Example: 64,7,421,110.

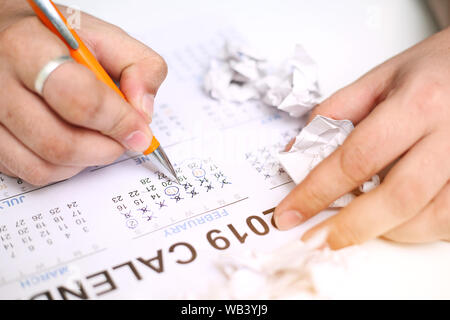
0,24,334,300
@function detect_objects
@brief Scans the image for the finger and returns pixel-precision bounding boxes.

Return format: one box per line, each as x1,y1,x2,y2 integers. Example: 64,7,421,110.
383,182,450,243
301,131,450,249
0,124,83,186
76,18,168,121
0,78,124,167
42,63,154,153
274,90,429,230
0,162,15,177
284,138,296,152
3,17,154,153
308,57,398,124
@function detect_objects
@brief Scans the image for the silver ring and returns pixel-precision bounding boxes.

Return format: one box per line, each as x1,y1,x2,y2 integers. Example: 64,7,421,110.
34,56,73,96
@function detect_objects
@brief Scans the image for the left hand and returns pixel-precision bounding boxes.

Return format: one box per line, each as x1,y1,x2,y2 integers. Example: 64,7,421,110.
273,27,450,249
0,2,167,185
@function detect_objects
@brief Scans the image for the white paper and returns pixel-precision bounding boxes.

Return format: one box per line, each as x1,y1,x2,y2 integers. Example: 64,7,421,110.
278,115,380,208
204,42,321,117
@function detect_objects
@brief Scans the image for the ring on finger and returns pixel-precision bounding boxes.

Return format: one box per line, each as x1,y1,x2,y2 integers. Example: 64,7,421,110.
34,55,74,96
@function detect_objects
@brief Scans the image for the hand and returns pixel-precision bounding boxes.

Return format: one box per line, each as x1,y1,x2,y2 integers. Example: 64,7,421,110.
0,2,167,185
274,27,450,249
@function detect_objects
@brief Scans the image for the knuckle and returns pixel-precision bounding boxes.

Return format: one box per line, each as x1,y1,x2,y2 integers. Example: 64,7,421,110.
0,17,41,53
40,133,77,165
386,177,423,217
0,25,20,53
66,73,103,125
0,18,27,45
140,52,168,81
102,105,132,137
333,219,364,246
22,163,52,187
152,54,168,78
339,144,375,185
406,74,446,114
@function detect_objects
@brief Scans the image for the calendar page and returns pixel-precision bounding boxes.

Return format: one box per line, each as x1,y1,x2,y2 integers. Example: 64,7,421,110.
0,23,336,300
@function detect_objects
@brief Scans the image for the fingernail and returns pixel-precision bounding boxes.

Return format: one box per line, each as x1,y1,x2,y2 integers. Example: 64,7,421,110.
275,210,304,230
124,131,152,153
142,94,155,120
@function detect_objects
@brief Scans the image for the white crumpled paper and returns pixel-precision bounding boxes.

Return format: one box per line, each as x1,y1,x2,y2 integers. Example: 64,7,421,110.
190,229,364,300
278,115,380,207
204,42,321,118
257,45,321,117
203,42,263,103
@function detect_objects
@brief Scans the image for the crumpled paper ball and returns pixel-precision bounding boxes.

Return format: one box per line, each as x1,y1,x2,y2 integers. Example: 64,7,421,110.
204,41,321,118
278,115,380,208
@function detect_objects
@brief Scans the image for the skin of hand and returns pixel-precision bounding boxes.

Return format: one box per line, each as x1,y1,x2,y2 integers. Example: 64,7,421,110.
0,1,167,185
274,26,450,249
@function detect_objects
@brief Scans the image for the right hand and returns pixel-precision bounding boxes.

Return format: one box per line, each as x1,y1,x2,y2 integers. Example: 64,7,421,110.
0,2,167,186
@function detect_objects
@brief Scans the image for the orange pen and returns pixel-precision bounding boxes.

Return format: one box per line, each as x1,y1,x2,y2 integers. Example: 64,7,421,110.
27,0,178,181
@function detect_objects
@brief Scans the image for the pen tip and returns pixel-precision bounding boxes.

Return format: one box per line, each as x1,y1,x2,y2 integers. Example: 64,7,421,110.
148,146,179,184
166,167,180,184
